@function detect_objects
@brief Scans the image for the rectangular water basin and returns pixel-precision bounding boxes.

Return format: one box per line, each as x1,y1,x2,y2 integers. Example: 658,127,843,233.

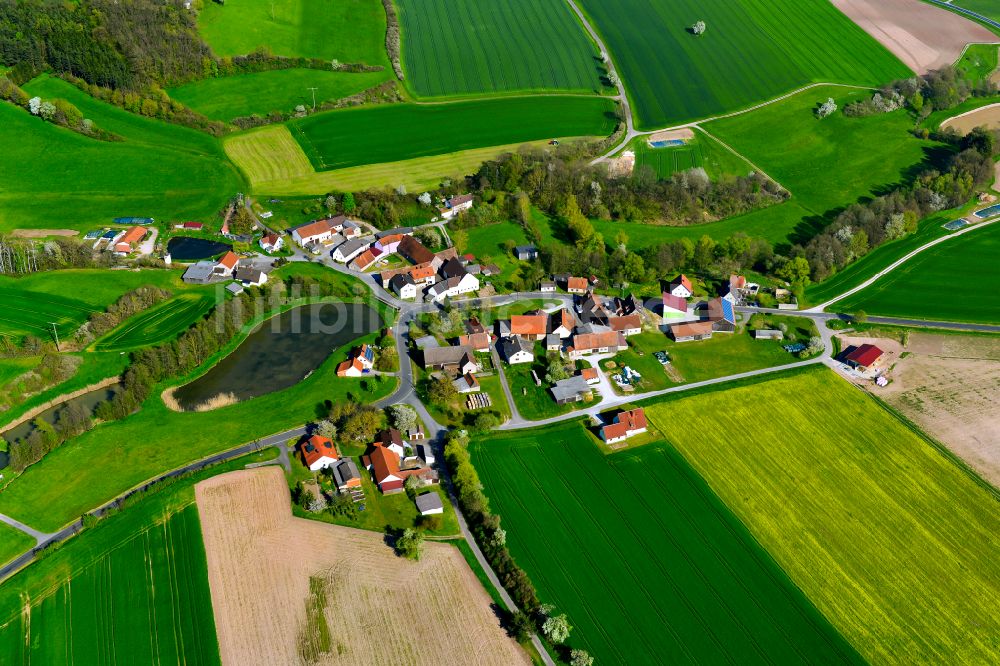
973,204,1000,219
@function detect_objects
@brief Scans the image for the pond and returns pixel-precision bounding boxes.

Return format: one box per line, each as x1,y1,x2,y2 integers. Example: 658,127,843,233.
1,384,123,460
171,302,382,411
167,236,232,261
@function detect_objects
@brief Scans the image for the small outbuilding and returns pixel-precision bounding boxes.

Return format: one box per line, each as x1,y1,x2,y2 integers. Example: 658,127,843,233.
415,492,444,516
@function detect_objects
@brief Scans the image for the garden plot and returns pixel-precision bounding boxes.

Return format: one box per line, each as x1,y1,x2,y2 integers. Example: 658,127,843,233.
196,467,527,666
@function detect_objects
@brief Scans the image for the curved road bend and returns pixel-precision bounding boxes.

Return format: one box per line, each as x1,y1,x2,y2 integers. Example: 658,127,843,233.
806,217,1000,313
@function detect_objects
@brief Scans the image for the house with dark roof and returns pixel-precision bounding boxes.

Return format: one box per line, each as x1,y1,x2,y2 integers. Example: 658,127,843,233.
331,236,372,263
540,280,557,292
439,194,474,220
332,458,361,491
499,336,534,365
668,274,693,298
600,408,648,444
376,429,407,458
398,235,435,265
703,297,736,333
514,245,538,261
415,492,444,516
549,309,575,338
234,266,267,286
389,273,418,299
550,376,593,405
427,273,479,302
422,345,478,373
439,257,467,280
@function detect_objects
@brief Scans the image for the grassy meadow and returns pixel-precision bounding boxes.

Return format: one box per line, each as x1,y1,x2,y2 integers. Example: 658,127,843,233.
3,76,242,233
197,0,390,67
706,85,935,221
628,130,753,181
93,290,217,352
575,0,910,127
645,367,1000,664
167,68,389,121
290,96,617,171
472,421,861,665
836,219,1000,323
0,522,34,568
950,0,1000,22
0,269,191,341
395,0,603,97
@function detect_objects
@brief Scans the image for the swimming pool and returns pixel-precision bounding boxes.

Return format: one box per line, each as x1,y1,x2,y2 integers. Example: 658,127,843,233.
942,219,969,230
973,204,1000,219
648,139,685,148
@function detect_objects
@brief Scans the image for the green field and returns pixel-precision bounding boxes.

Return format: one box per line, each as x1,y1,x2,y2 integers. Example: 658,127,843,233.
290,96,617,171
576,0,909,128
0,504,218,664
3,76,243,232
472,420,861,664
836,219,1000,323
628,131,753,181
168,68,389,121
395,0,602,97
197,0,390,67
956,44,999,84
706,85,935,221
0,522,34,568
645,367,1000,664
0,269,190,341
93,291,217,352
950,0,1000,23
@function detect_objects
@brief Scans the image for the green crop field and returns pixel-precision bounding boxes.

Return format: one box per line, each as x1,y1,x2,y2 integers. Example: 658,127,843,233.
956,44,999,84
0,522,34,568
168,68,389,121
836,219,1000,324
3,76,243,233
290,96,617,171
645,367,1000,664
706,85,935,221
628,130,753,181
395,0,602,97
473,421,861,664
197,0,390,67
576,0,910,128
93,291,217,352
950,0,1000,22
0,269,188,341
0,504,218,664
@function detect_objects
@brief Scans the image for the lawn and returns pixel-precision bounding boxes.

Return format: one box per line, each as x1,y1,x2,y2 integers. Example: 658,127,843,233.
644,367,1000,664
705,85,937,221
0,521,34,567
289,96,617,171
608,331,675,392
92,290,217,352
456,221,528,274
395,0,603,97
666,329,802,384
0,357,38,389
504,355,596,421
835,219,1000,324
628,130,753,181
576,0,910,128
167,68,389,121
0,268,191,342
0,300,395,533
472,420,862,665
226,124,591,195
956,44,999,84
197,0,390,67
4,76,243,233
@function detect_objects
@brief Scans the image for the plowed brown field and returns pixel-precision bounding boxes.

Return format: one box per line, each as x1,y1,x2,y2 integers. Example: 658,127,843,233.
195,467,528,666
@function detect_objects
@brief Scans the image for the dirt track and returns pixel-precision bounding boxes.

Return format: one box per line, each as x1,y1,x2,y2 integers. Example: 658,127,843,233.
195,467,528,666
877,334,1000,486
941,104,1000,134
831,0,996,74
11,229,79,237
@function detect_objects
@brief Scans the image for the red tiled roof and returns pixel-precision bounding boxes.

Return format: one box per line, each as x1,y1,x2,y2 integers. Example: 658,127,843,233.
353,249,378,270
336,358,364,376
551,308,574,332
608,315,641,332
410,264,436,280
673,274,693,292
399,236,434,264
670,320,714,337
182,221,203,230
261,232,279,246
294,219,333,240
368,444,401,484
618,408,647,431
580,367,598,381
602,421,629,440
846,344,884,367
458,332,490,350
567,277,588,291
730,274,746,290
572,331,625,351
511,314,548,336
218,251,238,270
119,226,146,245
301,435,338,468
661,293,688,312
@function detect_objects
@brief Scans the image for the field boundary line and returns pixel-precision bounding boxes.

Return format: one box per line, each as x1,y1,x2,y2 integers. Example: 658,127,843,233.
694,126,787,193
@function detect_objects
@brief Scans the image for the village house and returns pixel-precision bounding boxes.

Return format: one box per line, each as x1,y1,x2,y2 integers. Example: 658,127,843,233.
374,233,406,255
510,314,549,341
351,246,382,271
259,232,283,252
422,345,477,373
546,334,562,352
845,344,885,371
465,317,485,335
216,251,239,277
608,314,642,336
668,320,715,342
600,408,648,444
722,274,747,306
389,273,418,299
363,437,436,495
234,266,267,287
579,367,600,385
457,331,491,352
612,294,642,316
332,458,361,492
439,194,474,220
439,258,467,280
176,221,203,231
702,297,736,333
567,330,627,358
300,435,339,472
540,280,557,293
550,376,593,405
416,493,444,516
336,344,375,377
331,236,372,263
549,308,575,338
661,293,689,319
498,336,534,365
427,273,480,302
398,235,436,265
668,274,694,298
578,291,611,324
514,245,538,261
112,226,146,255
566,276,588,294
453,372,481,393
417,441,434,465
291,216,345,247
376,429,407,459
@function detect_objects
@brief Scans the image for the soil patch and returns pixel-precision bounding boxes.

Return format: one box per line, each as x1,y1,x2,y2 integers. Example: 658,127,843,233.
11,229,79,238
941,103,1000,134
195,467,528,666
831,0,996,74
875,333,1000,486
646,128,695,143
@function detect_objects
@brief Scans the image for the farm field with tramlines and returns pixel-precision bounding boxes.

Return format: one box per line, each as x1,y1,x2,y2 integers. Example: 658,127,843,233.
93,291,217,352
6,76,242,233
0,504,219,664
289,96,617,171
647,367,1000,665
395,0,604,97
577,0,910,127
472,421,861,665
836,219,1000,324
